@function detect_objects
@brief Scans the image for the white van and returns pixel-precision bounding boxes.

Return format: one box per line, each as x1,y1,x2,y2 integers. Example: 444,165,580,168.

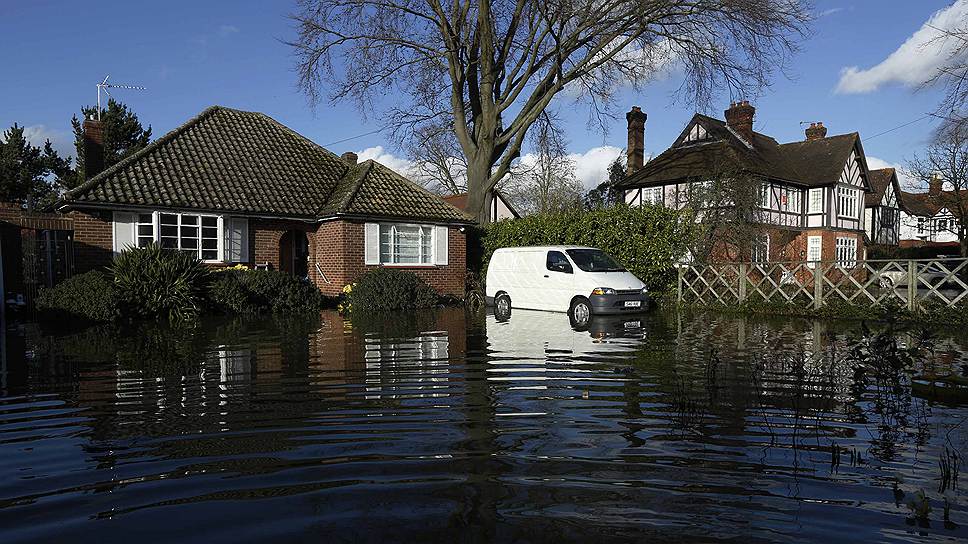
485,246,649,326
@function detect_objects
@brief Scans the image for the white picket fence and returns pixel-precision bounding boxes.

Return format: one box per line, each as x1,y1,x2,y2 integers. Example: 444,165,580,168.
677,258,968,310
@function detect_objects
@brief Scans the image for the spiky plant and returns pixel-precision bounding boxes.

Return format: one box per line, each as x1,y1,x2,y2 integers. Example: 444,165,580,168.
109,243,210,323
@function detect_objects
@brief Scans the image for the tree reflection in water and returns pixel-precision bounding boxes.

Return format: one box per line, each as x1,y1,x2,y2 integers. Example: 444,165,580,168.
0,307,964,541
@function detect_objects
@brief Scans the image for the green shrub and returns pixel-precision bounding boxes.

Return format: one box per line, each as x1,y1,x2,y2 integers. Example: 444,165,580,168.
110,244,211,322
207,269,325,314
347,268,440,311
36,271,118,322
479,204,700,292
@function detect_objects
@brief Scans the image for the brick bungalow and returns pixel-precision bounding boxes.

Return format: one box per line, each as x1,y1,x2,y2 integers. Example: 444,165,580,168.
56,106,473,297
617,102,874,267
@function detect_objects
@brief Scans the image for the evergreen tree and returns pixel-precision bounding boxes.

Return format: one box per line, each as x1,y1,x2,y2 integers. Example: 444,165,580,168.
70,99,151,185
0,124,70,209
585,156,626,209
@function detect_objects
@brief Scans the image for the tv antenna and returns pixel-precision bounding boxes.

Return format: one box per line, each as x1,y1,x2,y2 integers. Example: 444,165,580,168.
96,75,146,120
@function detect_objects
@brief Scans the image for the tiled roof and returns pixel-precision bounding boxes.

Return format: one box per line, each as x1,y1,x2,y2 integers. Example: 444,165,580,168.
619,113,866,190
61,106,471,224
865,168,897,207
900,189,968,218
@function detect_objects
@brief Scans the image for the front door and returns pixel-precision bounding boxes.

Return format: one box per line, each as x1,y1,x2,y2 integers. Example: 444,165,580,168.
279,231,309,278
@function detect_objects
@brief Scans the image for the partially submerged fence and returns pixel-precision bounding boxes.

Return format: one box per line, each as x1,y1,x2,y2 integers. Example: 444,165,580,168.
678,258,968,311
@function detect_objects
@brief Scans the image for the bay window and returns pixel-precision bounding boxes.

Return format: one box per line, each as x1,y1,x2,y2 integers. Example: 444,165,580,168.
836,236,857,267
837,187,860,218
365,222,448,266
113,211,248,263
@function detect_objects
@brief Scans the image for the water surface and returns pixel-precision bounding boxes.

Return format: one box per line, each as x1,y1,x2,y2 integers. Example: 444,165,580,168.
1,308,966,542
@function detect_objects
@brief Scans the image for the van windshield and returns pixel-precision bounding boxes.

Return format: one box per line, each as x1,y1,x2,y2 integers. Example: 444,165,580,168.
565,249,625,272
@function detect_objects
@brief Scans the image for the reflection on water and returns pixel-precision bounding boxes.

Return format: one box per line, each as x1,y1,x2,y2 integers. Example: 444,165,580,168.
0,308,966,542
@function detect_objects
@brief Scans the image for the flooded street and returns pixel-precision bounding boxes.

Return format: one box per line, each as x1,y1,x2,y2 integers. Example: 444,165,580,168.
1,308,966,542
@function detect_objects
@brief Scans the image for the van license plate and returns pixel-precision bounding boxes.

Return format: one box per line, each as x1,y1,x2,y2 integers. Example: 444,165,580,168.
624,301,641,308
624,320,641,328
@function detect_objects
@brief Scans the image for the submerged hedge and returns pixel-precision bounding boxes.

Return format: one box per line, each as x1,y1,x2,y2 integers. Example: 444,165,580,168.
37,245,328,324
479,204,701,291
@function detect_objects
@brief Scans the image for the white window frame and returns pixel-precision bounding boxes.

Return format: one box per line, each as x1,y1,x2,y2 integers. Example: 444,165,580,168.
837,186,859,219
642,186,663,205
808,188,823,214
807,236,822,269
835,236,857,268
751,234,770,264
378,223,436,266
117,211,242,263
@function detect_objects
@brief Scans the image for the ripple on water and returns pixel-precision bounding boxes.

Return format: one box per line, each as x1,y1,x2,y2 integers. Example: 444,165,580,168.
0,308,965,542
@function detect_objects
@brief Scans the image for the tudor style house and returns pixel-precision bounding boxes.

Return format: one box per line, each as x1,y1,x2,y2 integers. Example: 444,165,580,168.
443,191,520,221
56,106,473,297
617,102,874,266
898,175,966,254
864,168,904,246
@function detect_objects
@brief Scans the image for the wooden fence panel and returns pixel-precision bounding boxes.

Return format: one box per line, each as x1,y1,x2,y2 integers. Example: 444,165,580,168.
679,258,968,311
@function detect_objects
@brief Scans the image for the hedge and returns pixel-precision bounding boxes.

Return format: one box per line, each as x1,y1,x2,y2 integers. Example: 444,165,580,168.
342,268,440,312
479,204,701,291
36,270,119,323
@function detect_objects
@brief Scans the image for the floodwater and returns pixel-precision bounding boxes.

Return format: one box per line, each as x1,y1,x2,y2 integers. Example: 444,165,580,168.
0,307,966,542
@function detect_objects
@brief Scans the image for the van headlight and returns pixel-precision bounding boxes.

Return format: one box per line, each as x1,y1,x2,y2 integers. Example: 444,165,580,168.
641,287,649,295
591,287,616,296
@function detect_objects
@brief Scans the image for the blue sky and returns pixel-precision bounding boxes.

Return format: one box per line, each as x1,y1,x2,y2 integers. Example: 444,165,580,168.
1,0,963,189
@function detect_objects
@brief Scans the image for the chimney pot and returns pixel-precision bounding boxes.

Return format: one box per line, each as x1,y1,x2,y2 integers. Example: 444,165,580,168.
82,118,105,179
805,121,828,140
724,101,756,144
626,106,647,175
341,151,358,166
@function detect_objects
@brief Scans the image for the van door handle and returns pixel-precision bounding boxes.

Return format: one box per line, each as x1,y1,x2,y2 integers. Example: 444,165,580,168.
543,274,549,278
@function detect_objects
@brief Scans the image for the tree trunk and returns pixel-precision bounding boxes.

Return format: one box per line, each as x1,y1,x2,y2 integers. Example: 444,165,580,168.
466,151,498,224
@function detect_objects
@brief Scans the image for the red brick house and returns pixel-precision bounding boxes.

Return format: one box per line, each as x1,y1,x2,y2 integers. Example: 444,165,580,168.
56,106,473,297
617,102,874,267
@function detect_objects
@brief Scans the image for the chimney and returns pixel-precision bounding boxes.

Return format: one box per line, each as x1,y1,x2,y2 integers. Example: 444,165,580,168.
724,100,756,144
626,106,647,175
929,173,943,196
82,115,104,179
341,151,358,166
805,122,827,140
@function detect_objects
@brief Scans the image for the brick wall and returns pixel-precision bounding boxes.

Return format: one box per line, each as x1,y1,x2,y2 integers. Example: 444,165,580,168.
309,220,467,297
67,210,468,298
69,209,114,273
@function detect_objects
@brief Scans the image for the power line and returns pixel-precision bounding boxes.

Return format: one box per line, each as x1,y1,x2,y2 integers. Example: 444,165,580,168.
322,128,384,147
865,114,934,141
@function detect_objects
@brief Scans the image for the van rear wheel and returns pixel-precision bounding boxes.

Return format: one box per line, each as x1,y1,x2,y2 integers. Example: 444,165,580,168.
569,297,592,328
494,293,512,321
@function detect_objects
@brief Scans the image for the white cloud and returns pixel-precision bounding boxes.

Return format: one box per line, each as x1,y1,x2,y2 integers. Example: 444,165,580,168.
356,143,622,192
218,25,240,37
817,7,844,18
836,1,968,94
569,145,624,190
355,145,418,176
21,124,73,158
866,155,918,189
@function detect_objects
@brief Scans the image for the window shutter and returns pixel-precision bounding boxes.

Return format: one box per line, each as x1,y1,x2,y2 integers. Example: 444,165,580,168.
434,226,448,265
113,212,136,253
364,223,380,265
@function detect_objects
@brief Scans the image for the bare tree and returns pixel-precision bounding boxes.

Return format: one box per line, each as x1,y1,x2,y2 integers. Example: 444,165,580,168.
922,18,968,125
683,166,768,263
290,0,811,222
405,124,468,195
504,121,583,214
907,120,968,256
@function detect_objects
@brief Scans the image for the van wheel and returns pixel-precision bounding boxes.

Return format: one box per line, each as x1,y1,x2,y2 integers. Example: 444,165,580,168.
494,293,512,321
569,297,592,328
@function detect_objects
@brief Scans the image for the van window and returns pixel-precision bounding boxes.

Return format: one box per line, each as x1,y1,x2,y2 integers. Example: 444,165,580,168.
546,251,573,273
565,249,625,272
